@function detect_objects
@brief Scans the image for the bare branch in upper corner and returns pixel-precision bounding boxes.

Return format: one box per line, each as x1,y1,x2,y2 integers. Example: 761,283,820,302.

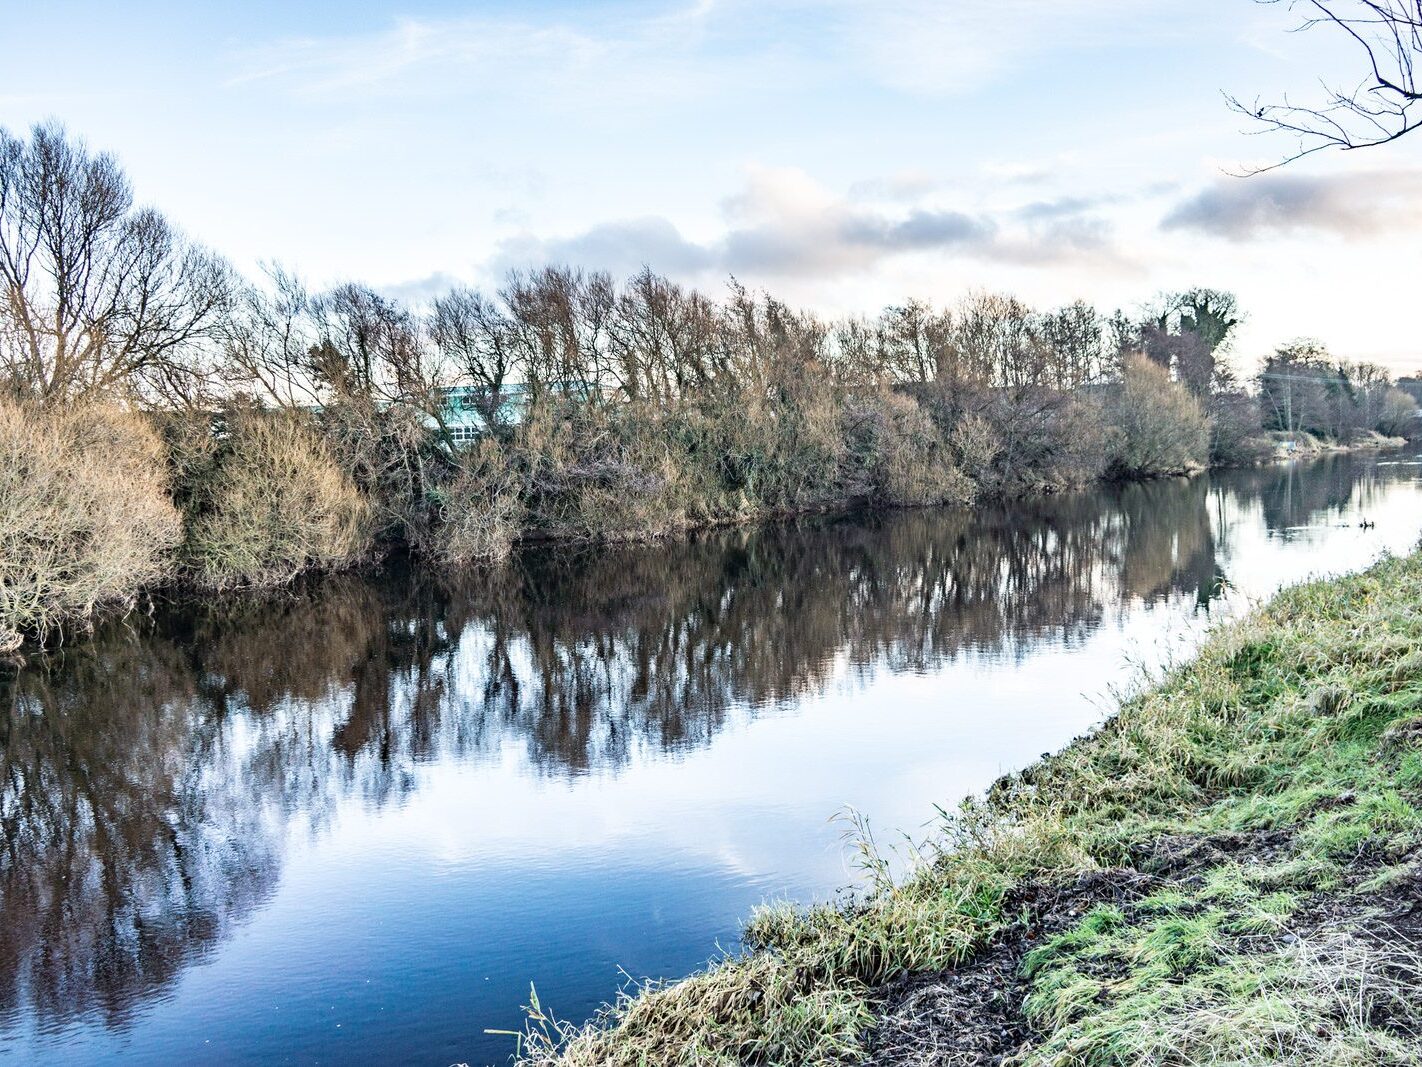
1230,0,1422,171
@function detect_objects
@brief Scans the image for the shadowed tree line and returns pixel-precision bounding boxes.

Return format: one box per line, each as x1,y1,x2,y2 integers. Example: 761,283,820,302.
1259,341,1420,440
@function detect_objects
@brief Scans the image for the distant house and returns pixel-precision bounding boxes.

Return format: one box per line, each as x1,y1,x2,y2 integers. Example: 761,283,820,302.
436,380,600,445
438,385,531,445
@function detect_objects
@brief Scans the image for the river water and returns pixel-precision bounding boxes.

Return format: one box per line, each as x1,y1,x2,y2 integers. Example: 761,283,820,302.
3,455,1422,1065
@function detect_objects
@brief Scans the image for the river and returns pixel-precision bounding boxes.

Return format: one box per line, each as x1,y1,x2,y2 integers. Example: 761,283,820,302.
3,454,1422,1065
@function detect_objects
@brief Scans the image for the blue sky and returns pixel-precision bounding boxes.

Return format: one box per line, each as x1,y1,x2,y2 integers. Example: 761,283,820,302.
5,0,1421,372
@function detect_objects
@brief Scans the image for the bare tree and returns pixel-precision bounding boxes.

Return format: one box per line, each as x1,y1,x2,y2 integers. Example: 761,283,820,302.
221,266,324,409
1230,1,1422,168
1040,301,1109,389
719,279,830,397
429,285,520,426
225,272,450,419
830,316,883,387
307,283,434,404
879,300,954,385
0,122,231,405
500,266,618,399
608,268,721,402
950,293,1045,389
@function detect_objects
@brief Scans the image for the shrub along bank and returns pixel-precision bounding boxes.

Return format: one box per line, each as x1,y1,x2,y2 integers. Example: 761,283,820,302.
0,355,1217,648
166,406,374,590
0,398,180,653
513,549,1422,1066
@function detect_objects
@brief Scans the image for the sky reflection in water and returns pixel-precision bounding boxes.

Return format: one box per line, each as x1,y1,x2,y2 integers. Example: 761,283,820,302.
3,456,1422,1065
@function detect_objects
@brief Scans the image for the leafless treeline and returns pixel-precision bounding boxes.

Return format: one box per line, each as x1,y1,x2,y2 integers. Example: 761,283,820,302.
222,266,1147,430
1,122,1228,430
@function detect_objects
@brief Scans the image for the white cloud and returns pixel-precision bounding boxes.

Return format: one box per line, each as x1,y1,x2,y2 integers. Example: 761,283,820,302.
1163,169,1422,240
486,165,1130,281
225,0,1179,104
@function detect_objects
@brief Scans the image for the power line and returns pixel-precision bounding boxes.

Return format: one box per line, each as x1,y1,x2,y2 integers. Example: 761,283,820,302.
1256,371,1372,387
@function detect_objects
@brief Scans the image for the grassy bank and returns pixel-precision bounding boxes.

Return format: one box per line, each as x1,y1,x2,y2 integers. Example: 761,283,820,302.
1268,429,1409,459
514,548,1422,1065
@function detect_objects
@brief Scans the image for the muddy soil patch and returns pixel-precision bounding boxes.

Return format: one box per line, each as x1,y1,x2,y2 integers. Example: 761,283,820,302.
863,869,1153,1066
862,832,1421,1066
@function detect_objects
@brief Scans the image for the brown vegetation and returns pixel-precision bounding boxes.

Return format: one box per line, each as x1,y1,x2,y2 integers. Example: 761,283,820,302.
0,398,180,649
176,408,374,589
1106,356,1210,477
425,438,524,563
0,121,1413,645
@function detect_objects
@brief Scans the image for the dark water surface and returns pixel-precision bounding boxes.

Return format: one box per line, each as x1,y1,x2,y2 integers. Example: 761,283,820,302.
4,455,1422,1065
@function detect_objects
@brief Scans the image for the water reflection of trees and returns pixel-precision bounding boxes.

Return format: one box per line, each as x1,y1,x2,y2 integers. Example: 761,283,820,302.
0,460,1380,1034
1219,453,1387,534
0,635,281,1030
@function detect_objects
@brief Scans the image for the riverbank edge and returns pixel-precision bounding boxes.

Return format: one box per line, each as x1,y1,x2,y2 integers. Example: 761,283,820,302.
1267,429,1408,459
13,441,1399,660
0,457,1168,656
512,545,1422,1065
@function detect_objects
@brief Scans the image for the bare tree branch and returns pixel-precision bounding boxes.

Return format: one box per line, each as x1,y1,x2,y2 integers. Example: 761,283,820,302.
1229,0,1422,171
0,122,233,405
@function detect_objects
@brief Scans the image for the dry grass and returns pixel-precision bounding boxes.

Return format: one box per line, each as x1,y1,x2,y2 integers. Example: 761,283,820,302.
0,398,181,648
182,408,374,589
1136,933,1422,1066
